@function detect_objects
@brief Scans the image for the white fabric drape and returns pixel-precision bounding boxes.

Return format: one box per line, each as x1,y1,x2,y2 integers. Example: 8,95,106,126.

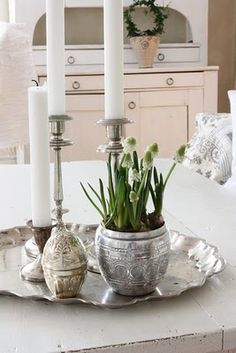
0,0,9,22
0,22,36,149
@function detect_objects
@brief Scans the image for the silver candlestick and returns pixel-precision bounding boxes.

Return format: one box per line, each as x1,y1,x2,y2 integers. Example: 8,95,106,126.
97,118,132,160
49,115,72,223
42,115,87,299
20,220,56,282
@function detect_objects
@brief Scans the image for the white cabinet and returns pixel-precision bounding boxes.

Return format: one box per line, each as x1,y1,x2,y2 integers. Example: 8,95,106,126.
125,92,189,158
65,94,105,161
39,66,218,161
9,0,209,67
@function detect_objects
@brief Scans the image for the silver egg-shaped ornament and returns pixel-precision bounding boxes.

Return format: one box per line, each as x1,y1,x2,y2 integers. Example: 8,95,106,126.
42,223,87,299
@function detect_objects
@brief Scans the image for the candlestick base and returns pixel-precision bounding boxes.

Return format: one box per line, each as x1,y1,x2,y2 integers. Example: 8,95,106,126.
20,221,56,282
24,237,38,259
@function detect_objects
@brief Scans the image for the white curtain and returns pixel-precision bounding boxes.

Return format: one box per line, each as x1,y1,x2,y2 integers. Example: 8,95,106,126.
0,0,9,22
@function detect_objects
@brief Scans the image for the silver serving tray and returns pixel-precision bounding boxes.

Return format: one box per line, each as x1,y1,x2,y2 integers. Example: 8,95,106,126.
0,224,225,308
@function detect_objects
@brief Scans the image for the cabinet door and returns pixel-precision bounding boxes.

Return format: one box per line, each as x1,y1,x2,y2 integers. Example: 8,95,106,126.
65,94,105,161
139,90,189,157
125,92,140,142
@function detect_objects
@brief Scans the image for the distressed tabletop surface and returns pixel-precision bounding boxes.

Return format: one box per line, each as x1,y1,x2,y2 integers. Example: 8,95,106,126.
0,160,236,353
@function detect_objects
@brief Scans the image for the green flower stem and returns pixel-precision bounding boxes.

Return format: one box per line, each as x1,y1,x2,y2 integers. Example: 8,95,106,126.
137,169,148,198
163,162,176,189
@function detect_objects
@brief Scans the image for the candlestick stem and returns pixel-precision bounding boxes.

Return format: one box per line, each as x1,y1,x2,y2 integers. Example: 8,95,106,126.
54,147,63,224
49,115,72,224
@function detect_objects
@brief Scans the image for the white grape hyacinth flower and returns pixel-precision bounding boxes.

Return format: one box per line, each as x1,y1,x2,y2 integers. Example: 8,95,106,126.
130,168,141,183
123,136,136,154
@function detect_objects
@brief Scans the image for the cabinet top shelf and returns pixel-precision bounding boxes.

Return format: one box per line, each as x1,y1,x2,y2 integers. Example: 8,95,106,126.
37,65,219,78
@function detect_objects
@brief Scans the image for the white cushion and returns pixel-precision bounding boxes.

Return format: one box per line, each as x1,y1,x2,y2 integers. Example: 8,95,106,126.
0,22,36,149
182,113,232,184
225,91,236,189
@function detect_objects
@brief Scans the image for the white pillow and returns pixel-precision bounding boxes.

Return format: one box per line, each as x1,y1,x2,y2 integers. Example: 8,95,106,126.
182,113,232,184
225,91,236,189
0,22,36,149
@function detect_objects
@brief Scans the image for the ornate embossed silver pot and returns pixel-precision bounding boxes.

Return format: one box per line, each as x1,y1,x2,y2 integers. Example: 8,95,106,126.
95,223,170,296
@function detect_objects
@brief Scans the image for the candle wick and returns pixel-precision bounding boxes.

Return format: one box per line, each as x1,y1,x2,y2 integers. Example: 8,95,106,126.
32,79,39,87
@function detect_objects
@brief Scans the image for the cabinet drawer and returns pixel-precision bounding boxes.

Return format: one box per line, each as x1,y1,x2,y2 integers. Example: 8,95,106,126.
125,72,204,89
39,71,204,93
66,75,104,91
39,75,104,92
33,44,200,67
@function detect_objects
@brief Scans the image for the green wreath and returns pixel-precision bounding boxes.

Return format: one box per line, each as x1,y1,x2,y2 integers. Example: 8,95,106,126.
124,0,169,38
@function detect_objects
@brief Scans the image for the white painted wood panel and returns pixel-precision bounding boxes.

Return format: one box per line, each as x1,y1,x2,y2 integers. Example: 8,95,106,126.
140,105,188,157
65,95,105,161
124,92,140,142
187,88,204,138
204,70,219,113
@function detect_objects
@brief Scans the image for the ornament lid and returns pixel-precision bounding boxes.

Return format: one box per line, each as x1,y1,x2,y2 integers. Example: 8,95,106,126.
42,224,87,271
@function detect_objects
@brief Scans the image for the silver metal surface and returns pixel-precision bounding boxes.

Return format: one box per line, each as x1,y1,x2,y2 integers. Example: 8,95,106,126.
49,115,72,225
95,224,170,296
24,237,38,258
97,118,132,156
20,221,55,283
0,225,226,308
24,224,99,274
42,223,87,299
47,115,87,298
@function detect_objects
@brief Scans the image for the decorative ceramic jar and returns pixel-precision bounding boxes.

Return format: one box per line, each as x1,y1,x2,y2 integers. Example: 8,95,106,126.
130,35,160,68
42,223,87,299
95,223,170,296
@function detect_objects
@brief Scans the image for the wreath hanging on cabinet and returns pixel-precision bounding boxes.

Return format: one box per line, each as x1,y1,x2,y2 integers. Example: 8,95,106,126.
124,0,169,38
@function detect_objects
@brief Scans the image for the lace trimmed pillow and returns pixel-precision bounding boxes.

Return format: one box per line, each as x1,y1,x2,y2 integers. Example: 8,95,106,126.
182,113,232,184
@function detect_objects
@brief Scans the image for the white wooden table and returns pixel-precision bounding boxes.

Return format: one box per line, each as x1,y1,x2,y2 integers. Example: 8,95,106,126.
0,160,236,353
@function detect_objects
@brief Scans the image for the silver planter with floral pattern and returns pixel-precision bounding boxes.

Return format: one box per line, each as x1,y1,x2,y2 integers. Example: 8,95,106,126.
95,223,170,296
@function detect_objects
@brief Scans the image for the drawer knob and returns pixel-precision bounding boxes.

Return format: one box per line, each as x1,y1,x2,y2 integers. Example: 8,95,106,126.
128,101,136,110
157,53,165,61
72,81,80,90
166,77,174,86
67,56,76,65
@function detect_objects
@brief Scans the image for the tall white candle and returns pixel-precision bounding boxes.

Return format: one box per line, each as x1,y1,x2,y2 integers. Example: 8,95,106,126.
28,85,51,227
104,0,124,119
46,0,65,116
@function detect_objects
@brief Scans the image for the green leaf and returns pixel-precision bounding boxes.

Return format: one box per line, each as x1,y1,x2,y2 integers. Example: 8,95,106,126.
154,166,159,185
80,183,104,219
133,151,139,172
87,182,102,204
107,154,115,204
99,178,107,217
149,182,157,211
